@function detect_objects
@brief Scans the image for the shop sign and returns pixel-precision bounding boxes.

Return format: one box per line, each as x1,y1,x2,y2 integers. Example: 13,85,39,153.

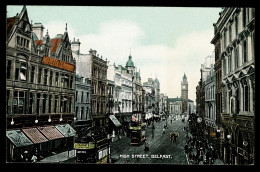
210,132,216,137
41,56,75,72
237,147,247,157
74,142,95,149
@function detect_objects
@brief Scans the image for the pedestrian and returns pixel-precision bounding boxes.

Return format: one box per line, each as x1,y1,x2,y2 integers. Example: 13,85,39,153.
23,151,29,162
170,132,174,143
184,144,188,154
31,154,37,162
189,153,192,160
163,128,165,134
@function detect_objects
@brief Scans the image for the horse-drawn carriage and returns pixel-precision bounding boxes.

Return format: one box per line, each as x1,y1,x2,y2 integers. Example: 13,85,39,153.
170,131,179,143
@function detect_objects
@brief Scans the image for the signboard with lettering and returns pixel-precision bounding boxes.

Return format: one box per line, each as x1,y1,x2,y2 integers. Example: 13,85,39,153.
41,56,75,72
74,142,95,149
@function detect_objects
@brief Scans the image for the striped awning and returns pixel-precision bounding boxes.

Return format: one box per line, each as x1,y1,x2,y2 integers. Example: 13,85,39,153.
22,128,48,144
6,130,33,147
37,126,64,140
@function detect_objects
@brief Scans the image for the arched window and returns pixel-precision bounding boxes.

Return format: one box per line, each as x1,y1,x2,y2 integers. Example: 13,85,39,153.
236,88,240,114
243,41,247,63
244,85,249,111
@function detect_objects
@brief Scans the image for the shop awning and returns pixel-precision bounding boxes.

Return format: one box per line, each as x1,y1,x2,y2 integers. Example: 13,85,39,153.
22,128,48,144
37,126,64,140
6,130,33,147
55,124,76,137
109,115,122,127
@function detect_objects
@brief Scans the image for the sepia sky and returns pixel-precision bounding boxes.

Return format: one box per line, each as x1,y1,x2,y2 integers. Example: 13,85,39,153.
7,5,222,103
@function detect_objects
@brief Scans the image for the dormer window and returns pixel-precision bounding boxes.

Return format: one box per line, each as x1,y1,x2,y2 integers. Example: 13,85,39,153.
17,36,29,49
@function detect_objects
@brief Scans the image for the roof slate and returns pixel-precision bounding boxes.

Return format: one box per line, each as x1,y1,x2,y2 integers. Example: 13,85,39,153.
51,38,62,53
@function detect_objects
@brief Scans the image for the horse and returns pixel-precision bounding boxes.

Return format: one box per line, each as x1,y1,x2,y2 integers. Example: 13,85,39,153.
170,132,179,143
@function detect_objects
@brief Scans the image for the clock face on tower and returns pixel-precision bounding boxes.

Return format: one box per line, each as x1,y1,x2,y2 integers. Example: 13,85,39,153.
182,85,186,89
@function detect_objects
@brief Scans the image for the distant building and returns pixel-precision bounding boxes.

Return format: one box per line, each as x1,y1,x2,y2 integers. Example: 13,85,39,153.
125,54,143,121
143,78,160,115
204,64,216,142
168,97,195,117
181,73,188,115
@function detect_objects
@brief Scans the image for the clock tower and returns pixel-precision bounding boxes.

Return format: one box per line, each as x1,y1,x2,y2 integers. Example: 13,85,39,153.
181,73,188,115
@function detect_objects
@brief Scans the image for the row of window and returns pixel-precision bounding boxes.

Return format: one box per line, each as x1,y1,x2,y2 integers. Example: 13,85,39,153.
206,103,216,120
223,40,248,76
6,90,73,115
6,60,74,89
91,100,107,114
223,8,252,49
62,53,71,63
92,66,107,80
75,106,90,120
205,85,215,100
224,82,251,114
75,90,90,103
17,36,29,49
92,81,106,96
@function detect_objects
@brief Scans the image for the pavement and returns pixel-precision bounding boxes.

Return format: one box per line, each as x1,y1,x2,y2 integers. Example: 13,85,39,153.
39,149,76,163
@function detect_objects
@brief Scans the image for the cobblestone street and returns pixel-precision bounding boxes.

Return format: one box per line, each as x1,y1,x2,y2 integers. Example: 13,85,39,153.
110,117,188,164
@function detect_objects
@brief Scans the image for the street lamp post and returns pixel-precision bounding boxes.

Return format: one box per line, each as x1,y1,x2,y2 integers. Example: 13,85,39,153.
226,134,232,164
107,86,114,163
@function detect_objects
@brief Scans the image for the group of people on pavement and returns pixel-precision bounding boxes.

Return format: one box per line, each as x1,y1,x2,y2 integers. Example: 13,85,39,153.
183,125,218,165
20,150,38,162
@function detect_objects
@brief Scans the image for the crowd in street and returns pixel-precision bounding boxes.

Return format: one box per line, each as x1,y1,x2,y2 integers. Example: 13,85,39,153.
183,123,218,165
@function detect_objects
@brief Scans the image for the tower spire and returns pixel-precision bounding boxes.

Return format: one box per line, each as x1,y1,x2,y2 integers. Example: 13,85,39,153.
65,23,68,33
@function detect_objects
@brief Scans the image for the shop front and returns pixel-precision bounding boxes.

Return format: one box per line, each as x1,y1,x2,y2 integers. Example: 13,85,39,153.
6,129,34,162
108,115,122,142
55,124,77,150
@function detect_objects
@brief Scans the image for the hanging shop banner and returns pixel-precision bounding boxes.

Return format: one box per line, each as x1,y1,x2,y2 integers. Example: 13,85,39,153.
41,56,75,72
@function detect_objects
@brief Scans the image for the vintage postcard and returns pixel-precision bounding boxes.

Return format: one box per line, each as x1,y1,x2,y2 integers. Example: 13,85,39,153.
6,5,255,165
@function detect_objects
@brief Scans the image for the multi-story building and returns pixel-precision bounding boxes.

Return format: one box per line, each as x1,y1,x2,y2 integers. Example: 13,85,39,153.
125,54,143,122
6,6,76,162
197,54,215,117
71,38,92,132
211,12,223,133
74,75,91,130
159,93,168,116
143,78,160,115
168,97,195,119
143,85,155,115
107,62,133,124
204,65,216,143
89,49,108,131
212,7,255,165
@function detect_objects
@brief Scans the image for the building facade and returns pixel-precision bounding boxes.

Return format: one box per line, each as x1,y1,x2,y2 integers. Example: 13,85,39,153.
125,55,143,122
168,97,195,119
212,7,255,165
89,49,108,131
143,85,155,115
6,6,76,162
72,38,92,131
204,65,216,143
143,78,160,115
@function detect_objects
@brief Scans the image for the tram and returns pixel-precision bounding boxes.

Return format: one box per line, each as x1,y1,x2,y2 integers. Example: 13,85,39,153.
129,122,146,145
74,131,109,163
